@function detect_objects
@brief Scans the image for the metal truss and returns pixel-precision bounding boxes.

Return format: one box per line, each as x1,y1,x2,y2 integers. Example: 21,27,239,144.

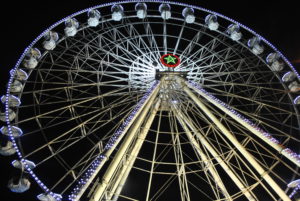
3,1,300,201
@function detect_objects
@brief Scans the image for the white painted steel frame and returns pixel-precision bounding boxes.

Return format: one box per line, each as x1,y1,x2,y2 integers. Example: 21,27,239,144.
2,1,300,201
181,78,291,201
90,82,161,201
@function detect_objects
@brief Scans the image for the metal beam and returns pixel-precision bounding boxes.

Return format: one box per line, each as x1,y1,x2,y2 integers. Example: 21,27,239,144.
174,106,256,201
145,109,162,201
73,82,161,201
181,79,291,201
187,81,300,167
170,113,191,201
174,107,233,201
90,84,161,201
108,100,161,201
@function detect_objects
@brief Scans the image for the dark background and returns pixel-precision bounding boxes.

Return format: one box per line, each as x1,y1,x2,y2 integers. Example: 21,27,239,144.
0,1,300,200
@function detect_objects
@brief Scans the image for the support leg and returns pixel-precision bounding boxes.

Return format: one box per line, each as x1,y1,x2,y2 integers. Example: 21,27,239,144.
90,87,160,201
182,82,291,201
108,100,161,201
174,108,232,201
174,106,256,201
73,82,161,201
186,81,300,167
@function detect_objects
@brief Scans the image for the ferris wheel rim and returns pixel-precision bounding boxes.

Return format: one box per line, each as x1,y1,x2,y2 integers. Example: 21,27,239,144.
2,1,300,200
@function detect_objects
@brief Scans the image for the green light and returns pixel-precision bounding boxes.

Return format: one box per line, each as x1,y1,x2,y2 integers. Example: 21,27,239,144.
164,55,177,64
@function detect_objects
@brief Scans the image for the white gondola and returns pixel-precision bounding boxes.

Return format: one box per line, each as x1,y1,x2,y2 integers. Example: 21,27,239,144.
23,48,41,69
294,96,300,105
1,95,21,107
10,69,28,81
205,14,219,31
8,177,31,193
111,5,124,21
266,52,280,63
88,9,101,27
159,3,171,20
288,81,300,92
270,61,284,71
0,109,16,122
43,31,59,50
266,53,284,71
37,193,63,201
135,3,147,19
10,80,23,93
12,159,36,170
282,71,296,82
23,57,38,69
226,24,242,41
248,37,264,55
182,7,195,24
1,126,23,137
0,141,16,156
64,18,79,37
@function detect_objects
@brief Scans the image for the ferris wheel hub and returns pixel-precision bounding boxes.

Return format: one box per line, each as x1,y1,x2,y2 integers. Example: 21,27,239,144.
155,70,187,80
160,53,181,68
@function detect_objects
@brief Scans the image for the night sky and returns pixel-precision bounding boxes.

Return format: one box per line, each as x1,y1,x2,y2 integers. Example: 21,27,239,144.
0,1,300,201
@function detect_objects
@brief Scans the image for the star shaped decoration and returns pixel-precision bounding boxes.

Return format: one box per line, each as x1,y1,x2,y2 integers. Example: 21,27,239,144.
160,53,180,68
164,55,177,64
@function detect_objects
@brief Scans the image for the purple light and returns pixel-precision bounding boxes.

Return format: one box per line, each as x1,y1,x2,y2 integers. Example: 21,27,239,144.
289,183,300,198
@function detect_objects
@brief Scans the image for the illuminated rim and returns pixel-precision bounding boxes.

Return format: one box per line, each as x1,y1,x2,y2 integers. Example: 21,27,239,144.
160,53,181,67
3,0,300,200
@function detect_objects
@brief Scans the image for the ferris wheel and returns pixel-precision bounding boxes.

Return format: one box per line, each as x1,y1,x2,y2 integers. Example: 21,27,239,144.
1,1,300,201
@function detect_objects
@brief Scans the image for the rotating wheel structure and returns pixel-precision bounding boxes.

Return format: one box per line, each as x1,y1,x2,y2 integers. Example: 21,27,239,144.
1,1,300,201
